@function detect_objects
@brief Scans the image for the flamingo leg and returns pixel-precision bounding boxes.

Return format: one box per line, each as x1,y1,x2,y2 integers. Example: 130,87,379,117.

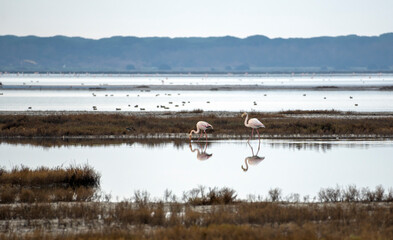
256,129,261,154
250,128,255,141
197,132,202,141
257,129,261,142
205,131,208,141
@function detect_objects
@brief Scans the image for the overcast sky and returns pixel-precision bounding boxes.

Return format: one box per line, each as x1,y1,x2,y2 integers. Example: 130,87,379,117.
1,0,392,39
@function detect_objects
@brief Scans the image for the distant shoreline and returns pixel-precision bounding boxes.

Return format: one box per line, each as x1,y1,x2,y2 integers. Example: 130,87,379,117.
2,70,393,74
1,84,392,91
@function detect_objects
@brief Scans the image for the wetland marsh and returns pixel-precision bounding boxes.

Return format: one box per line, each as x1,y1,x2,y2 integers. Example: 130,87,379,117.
1,73,393,239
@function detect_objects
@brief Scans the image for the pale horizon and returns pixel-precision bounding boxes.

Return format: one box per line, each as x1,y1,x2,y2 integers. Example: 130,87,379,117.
2,32,392,41
1,0,392,40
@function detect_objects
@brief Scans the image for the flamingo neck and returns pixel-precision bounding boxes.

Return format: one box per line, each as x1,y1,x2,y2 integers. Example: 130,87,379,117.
244,113,250,127
189,128,200,137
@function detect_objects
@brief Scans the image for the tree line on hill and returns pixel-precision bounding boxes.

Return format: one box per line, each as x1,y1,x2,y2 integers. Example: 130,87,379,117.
0,33,392,72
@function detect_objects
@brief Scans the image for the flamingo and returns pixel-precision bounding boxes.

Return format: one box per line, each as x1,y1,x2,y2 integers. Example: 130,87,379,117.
241,112,265,141
189,121,213,141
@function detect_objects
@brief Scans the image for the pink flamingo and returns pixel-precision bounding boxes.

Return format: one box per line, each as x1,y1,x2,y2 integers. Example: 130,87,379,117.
241,112,265,141
189,121,213,141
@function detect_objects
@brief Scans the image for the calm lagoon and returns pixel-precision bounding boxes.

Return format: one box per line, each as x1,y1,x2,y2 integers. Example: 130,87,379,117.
1,139,392,201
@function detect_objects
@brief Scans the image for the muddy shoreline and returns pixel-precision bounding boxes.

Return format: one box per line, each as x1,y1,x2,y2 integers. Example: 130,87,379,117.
2,84,393,91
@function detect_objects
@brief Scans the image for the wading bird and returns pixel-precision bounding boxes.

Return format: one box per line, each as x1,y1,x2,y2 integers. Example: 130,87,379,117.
241,112,265,141
189,121,213,141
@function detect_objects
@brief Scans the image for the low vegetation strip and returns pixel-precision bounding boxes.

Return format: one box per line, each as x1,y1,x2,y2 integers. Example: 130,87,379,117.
1,112,393,138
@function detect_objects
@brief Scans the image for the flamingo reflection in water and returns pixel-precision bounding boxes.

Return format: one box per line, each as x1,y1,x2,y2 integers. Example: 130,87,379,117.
242,141,265,172
189,142,213,161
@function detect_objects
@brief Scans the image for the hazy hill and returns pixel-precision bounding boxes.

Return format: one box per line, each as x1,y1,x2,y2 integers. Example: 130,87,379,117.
0,34,392,72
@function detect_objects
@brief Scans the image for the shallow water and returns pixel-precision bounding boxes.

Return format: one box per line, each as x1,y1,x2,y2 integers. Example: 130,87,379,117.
1,139,392,200
1,89,393,112
1,73,392,112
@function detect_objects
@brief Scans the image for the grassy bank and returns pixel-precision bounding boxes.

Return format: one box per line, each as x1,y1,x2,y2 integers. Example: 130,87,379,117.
1,111,393,138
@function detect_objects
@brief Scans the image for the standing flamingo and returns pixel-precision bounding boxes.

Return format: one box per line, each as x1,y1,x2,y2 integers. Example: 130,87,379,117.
241,112,265,141
189,121,213,141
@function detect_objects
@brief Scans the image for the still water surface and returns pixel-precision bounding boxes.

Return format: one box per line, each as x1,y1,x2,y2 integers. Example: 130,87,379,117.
1,139,392,200
1,73,392,112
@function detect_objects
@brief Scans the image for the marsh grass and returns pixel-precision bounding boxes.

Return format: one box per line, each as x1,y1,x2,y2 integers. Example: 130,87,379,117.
182,186,237,205
0,165,100,203
0,165,100,188
0,186,392,239
0,198,392,239
1,112,392,138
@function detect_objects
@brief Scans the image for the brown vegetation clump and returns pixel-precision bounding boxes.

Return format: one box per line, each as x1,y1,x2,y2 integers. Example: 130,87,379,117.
182,186,237,205
0,165,100,188
0,165,100,203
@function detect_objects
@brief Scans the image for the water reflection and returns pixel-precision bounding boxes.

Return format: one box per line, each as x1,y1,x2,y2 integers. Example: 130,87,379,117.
189,142,213,161
1,139,393,200
0,138,385,151
267,140,375,152
241,141,265,172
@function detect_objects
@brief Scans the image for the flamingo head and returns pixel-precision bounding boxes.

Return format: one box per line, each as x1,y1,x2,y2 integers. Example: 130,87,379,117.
188,133,192,140
241,112,247,118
